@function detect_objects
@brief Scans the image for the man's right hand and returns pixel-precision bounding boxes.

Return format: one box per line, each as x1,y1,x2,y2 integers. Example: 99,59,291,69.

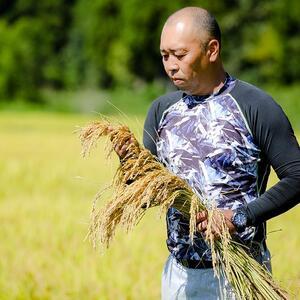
107,126,136,159
114,136,136,159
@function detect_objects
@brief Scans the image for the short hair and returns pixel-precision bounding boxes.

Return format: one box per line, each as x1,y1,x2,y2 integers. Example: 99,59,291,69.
194,10,221,49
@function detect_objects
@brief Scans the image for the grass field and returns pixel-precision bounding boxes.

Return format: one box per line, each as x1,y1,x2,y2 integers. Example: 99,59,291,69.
0,111,299,299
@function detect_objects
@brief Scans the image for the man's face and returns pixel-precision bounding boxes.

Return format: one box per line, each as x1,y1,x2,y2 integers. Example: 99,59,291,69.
160,21,211,95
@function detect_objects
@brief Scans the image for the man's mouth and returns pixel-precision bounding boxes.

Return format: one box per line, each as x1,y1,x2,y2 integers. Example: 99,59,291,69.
172,78,184,84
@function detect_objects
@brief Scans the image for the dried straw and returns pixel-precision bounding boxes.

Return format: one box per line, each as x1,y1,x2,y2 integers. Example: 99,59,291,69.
79,119,288,300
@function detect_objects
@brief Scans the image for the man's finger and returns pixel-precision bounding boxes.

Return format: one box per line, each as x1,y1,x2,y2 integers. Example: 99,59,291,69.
210,223,222,240
114,143,124,156
120,144,129,156
197,223,206,232
197,220,208,232
196,211,208,223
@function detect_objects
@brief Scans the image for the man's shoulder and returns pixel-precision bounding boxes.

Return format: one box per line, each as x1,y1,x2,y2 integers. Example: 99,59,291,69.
146,90,184,121
231,79,277,107
143,90,184,153
230,79,285,119
230,79,290,137
152,90,184,111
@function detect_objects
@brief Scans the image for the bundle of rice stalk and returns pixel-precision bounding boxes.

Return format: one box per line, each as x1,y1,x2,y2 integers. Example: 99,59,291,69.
79,119,288,300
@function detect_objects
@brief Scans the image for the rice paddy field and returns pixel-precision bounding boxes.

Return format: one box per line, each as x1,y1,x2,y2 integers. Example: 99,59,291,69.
0,111,299,300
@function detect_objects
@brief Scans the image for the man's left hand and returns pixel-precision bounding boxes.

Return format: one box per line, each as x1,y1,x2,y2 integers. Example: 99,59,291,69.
196,209,236,239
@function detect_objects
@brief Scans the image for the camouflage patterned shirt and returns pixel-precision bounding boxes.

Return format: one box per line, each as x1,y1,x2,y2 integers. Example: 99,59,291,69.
143,78,300,262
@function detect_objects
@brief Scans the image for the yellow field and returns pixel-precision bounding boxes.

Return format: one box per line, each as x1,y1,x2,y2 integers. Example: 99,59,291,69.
0,111,299,299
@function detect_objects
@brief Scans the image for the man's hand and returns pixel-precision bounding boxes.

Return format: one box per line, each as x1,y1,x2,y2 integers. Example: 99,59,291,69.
114,136,136,159
196,209,236,239
106,126,136,159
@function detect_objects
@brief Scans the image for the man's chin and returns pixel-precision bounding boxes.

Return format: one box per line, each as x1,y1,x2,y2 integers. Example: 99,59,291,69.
173,81,200,94
172,80,187,90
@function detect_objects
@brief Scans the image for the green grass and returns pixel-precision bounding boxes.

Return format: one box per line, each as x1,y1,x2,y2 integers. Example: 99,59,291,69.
0,111,299,299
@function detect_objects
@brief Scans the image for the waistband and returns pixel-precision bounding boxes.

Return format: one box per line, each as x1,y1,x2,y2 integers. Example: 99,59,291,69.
176,258,213,269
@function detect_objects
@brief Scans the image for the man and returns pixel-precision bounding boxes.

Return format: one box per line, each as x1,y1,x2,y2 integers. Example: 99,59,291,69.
142,6,300,300
115,6,300,300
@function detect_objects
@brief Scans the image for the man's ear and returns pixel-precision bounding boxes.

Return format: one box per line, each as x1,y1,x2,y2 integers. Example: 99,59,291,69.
206,39,220,62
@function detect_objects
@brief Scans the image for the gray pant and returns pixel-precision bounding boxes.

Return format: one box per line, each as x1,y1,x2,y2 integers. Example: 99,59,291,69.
161,249,272,300
161,255,235,300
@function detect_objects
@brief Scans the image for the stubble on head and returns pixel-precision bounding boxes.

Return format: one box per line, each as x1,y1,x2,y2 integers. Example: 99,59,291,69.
162,7,218,52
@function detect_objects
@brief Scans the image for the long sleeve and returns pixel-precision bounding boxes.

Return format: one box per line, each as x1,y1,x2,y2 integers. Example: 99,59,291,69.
231,80,300,226
143,100,160,156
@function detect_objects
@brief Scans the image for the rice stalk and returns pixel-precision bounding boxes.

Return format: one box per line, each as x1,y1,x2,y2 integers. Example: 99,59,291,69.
78,119,288,300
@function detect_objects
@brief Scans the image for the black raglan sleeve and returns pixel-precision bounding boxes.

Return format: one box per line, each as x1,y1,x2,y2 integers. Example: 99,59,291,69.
231,81,300,226
143,100,160,156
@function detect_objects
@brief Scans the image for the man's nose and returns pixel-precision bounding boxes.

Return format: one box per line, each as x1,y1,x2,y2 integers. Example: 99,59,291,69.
165,57,179,75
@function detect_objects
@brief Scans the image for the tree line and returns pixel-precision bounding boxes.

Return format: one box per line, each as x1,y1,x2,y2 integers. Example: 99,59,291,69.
0,0,299,102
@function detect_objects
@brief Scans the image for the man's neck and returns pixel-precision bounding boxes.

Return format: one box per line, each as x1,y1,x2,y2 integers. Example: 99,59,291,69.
212,70,227,95
191,67,227,96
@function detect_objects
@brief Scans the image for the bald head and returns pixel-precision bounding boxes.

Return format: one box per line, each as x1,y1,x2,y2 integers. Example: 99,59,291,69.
160,7,225,95
163,7,221,50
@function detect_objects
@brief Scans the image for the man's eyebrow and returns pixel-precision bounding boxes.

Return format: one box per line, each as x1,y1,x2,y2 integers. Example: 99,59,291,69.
160,48,187,53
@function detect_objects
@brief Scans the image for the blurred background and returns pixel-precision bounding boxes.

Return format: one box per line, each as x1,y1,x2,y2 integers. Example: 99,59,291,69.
0,0,300,119
0,1,299,299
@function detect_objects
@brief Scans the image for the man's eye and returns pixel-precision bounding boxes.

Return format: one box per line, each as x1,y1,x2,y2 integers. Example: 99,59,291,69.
175,54,185,60
162,55,169,61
